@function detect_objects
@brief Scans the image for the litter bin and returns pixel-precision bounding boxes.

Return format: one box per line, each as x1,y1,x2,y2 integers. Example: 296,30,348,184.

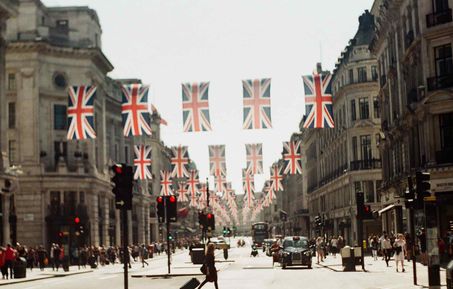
13,257,27,278
353,247,362,266
190,245,206,264
340,246,355,272
447,260,453,289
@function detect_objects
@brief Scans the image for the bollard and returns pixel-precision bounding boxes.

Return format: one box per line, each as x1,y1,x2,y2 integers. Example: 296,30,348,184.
341,246,356,272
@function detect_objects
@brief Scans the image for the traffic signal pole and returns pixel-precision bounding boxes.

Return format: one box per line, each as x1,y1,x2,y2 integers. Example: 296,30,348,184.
121,207,129,289
164,197,171,274
407,177,417,285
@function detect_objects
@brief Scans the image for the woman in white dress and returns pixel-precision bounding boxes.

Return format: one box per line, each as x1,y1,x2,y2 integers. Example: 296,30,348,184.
393,233,407,272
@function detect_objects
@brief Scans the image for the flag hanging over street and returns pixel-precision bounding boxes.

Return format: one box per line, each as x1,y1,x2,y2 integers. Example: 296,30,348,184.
170,145,190,178
187,170,199,207
176,182,189,203
270,163,284,191
67,85,97,140
302,71,334,128
282,141,303,175
182,82,212,132
242,169,255,208
242,78,272,130
246,143,263,175
133,145,152,180
198,182,208,209
121,83,153,136
214,173,227,193
209,145,227,176
160,171,173,196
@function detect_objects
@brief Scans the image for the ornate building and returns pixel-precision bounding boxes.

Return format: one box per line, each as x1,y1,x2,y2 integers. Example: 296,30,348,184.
0,0,17,245
304,11,382,245
2,0,170,250
370,0,453,237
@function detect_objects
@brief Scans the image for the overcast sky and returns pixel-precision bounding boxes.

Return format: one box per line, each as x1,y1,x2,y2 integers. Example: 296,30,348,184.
44,0,374,195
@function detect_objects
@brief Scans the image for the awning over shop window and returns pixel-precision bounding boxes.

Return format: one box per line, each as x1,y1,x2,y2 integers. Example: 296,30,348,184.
378,203,401,216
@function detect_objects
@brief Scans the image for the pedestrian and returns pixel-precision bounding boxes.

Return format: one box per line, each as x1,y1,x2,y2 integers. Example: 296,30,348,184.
53,244,61,271
37,246,47,271
394,233,406,272
0,247,6,279
330,236,338,258
417,228,427,265
382,234,392,267
5,244,16,279
198,243,219,289
316,237,325,264
140,244,149,268
371,235,379,261
27,247,35,270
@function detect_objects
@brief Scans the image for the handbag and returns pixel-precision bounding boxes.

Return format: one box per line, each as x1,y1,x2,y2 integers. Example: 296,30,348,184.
395,246,402,254
200,263,207,275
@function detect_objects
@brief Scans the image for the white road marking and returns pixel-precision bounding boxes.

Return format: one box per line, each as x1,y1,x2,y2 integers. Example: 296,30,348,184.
99,275,117,280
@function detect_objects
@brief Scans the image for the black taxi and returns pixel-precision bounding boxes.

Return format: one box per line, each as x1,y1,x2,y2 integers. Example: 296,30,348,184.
280,236,312,269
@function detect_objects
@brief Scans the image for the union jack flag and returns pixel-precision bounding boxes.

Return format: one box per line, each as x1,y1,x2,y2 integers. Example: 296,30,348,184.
170,146,190,178
160,171,173,196
133,145,152,180
187,170,199,207
242,169,255,208
302,72,334,128
246,143,263,175
282,141,302,175
209,145,227,176
182,82,212,132
67,85,96,140
121,84,152,136
176,182,189,203
264,180,276,201
214,173,227,193
242,78,272,130
198,183,208,209
270,163,284,191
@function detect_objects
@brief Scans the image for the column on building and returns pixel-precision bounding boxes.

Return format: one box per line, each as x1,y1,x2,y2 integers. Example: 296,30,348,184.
103,194,109,246
90,192,100,246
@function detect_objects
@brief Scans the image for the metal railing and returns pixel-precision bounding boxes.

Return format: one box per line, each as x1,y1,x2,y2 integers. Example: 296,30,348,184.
349,159,382,171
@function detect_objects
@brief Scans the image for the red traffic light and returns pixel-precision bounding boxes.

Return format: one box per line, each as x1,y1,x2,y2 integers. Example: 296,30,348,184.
207,213,213,219
169,195,176,203
74,217,80,224
112,164,123,174
157,196,163,203
58,232,63,238
364,206,371,213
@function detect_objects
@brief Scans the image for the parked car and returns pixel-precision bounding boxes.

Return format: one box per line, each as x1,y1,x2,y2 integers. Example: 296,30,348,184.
280,236,312,269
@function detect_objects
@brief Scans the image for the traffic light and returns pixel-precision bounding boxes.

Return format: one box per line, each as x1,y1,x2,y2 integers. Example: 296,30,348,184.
198,211,207,228
206,213,215,230
363,205,373,219
156,196,165,223
415,171,431,209
356,191,365,219
405,176,415,209
111,164,134,210
223,226,227,236
168,233,173,241
167,195,177,223
74,216,80,224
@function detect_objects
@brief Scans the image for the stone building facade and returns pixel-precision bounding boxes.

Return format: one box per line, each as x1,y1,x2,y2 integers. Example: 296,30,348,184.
370,0,453,237
0,0,17,245
304,11,382,245
1,0,169,250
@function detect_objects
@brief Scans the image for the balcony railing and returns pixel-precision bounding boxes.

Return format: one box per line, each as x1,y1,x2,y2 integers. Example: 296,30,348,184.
350,159,382,171
427,9,453,28
405,30,414,49
427,74,453,91
435,148,453,164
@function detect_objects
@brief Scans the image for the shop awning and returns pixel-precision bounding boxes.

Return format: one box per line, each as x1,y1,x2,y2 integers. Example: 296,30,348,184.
378,203,401,216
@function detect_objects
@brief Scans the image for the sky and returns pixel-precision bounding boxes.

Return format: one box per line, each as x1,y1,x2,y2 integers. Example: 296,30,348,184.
44,0,375,195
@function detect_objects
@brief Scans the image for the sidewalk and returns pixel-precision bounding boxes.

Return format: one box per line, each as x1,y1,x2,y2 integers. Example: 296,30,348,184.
316,255,448,287
0,266,93,286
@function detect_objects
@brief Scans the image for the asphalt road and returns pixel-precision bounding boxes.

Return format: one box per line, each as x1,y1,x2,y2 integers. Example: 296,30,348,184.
5,238,437,289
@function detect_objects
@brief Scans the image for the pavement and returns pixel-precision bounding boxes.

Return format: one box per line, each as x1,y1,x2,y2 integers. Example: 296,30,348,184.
0,239,450,289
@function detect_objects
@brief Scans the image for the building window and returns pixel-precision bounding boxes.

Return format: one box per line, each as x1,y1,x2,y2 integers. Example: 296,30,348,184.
124,145,130,164
359,97,370,119
352,136,358,161
54,105,67,130
376,180,382,203
364,181,375,203
357,67,367,82
433,0,449,12
371,66,378,81
354,181,361,193
8,140,16,165
360,135,372,161
373,97,380,119
440,113,453,149
434,44,453,76
8,102,15,129
8,73,16,90
79,192,85,204
54,141,68,164
349,69,354,84
351,99,356,121
56,19,69,28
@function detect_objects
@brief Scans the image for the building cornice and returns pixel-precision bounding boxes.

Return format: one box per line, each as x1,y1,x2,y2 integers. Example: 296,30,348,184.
7,41,114,74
